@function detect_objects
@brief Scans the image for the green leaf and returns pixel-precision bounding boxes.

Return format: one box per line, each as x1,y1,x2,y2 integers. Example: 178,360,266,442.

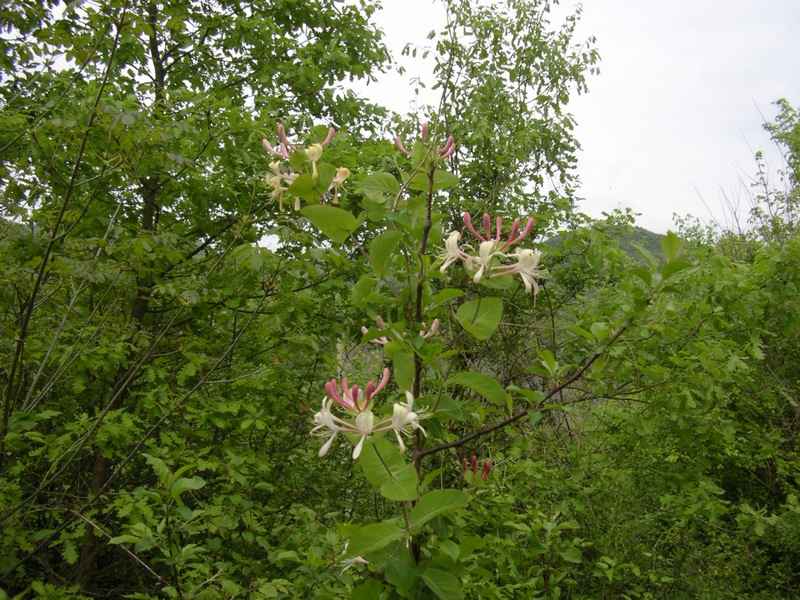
360,172,400,205
431,288,464,306
142,453,169,485
109,534,140,545
315,162,336,192
507,386,546,406
422,568,463,600
455,297,503,340
272,550,299,563
369,230,402,278
661,259,691,280
170,476,206,503
300,205,358,243
560,547,583,563
288,150,307,171
359,438,419,501
661,230,682,262
536,348,557,376
352,579,385,600
287,173,317,200
433,395,464,420
62,538,78,565
384,342,414,392
590,322,611,344
407,172,430,192
385,558,420,598
567,325,595,343
380,465,418,501
628,267,652,285
407,169,460,192
447,371,508,405
352,275,377,309
629,242,658,269
420,467,445,491
345,523,406,559
432,169,459,190
458,536,485,560
409,489,469,533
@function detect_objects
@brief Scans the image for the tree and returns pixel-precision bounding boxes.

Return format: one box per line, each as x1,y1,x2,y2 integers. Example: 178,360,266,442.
427,0,599,228
0,0,388,594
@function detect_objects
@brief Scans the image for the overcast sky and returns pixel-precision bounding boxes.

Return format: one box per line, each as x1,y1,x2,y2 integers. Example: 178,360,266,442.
355,0,800,233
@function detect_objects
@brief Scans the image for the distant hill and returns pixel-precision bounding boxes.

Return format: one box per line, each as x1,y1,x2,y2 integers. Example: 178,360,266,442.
625,226,665,262
544,225,665,263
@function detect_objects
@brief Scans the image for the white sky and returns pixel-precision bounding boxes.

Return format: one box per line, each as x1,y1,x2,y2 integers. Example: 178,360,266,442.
355,0,800,233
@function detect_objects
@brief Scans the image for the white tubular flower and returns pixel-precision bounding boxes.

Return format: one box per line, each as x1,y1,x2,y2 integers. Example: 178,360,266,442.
332,167,350,185
468,240,504,284
266,174,285,197
264,162,298,210
311,399,377,459
361,317,389,345
386,391,427,453
340,554,369,573
420,319,440,339
305,143,323,180
305,143,323,162
352,411,375,459
329,167,350,205
311,399,349,457
493,248,549,294
440,231,469,273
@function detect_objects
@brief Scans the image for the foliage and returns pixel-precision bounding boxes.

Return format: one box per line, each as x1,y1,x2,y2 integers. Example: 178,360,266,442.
0,0,389,595
426,0,599,228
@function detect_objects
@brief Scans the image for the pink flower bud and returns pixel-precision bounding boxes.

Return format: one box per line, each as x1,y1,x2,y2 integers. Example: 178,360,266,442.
463,212,487,242
395,136,411,156
481,460,491,480
461,457,469,471
278,123,292,147
262,138,289,158
471,455,478,474
482,214,492,240
437,135,456,159
320,127,336,147
502,217,535,249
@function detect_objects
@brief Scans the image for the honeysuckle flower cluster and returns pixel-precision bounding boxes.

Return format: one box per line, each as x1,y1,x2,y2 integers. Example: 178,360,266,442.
264,161,299,211
261,124,349,209
360,315,440,346
339,551,369,573
462,455,491,483
262,123,335,159
440,212,549,294
311,368,427,459
395,121,456,160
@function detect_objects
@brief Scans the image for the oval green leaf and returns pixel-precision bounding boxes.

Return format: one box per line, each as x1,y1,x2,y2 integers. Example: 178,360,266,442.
301,205,358,243
455,297,502,340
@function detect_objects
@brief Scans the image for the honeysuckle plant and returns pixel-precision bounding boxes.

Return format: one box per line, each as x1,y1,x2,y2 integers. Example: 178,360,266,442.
440,211,550,293
312,368,427,458
261,124,350,211
462,455,492,486
258,118,687,599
